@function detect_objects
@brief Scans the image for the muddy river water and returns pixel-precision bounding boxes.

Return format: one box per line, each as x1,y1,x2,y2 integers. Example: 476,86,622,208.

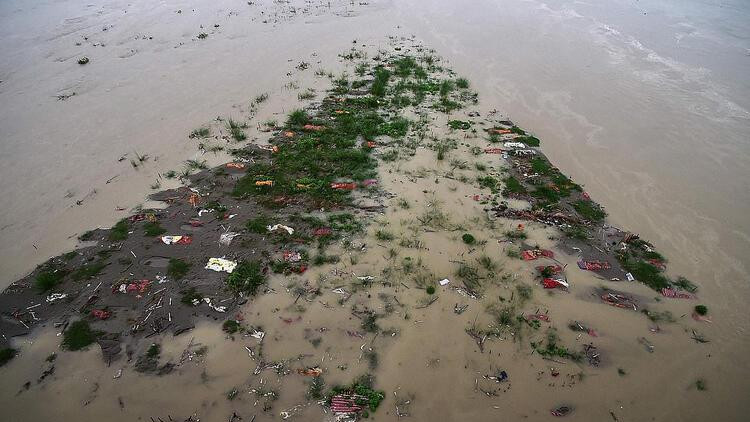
0,0,748,420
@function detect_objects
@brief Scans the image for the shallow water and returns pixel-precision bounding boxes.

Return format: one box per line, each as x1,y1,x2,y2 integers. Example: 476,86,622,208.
1,0,748,420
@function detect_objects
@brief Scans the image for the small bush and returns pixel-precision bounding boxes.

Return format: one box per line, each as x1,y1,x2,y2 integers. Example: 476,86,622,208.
181,287,202,305
109,219,129,241
448,120,471,130
675,276,698,293
222,320,241,334
694,305,708,316
71,261,106,281
287,109,309,128
371,67,391,97
307,376,325,400
621,258,670,290
146,343,160,358
426,285,436,295
62,320,98,351
362,313,378,333
35,267,69,291
0,348,17,367
461,233,476,244
226,261,266,295
375,230,394,241
456,264,480,290
516,283,533,301
167,258,191,280
246,215,271,234
502,176,526,195
189,127,210,139
227,119,247,142
572,200,606,222
143,222,166,237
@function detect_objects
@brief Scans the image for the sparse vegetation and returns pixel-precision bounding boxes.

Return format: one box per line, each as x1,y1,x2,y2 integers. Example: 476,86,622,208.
167,258,191,280
222,320,241,334
109,219,129,241
62,320,98,351
461,233,476,244
71,261,106,281
0,348,17,367
375,230,394,241
226,260,266,295
502,176,526,195
572,200,607,222
143,221,166,237
189,127,210,139
227,119,247,142
35,266,69,291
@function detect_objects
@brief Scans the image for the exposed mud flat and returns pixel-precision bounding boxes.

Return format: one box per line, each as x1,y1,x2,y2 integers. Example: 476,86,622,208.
0,35,734,422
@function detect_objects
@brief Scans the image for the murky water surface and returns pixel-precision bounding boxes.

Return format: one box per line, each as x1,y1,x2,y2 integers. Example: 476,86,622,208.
1,0,748,420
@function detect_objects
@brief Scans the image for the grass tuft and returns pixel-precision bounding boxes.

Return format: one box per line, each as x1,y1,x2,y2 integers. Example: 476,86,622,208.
35,267,69,291
143,221,166,237
167,258,191,280
227,119,247,142
226,260,266,295
0,348,17,367
109,219,129,241
62,320,98,351
189,127,210,139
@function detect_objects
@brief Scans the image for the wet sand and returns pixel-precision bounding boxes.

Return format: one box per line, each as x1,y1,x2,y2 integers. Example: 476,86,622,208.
1,0,749,421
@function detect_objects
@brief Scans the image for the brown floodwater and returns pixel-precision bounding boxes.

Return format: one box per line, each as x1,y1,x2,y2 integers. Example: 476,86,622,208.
1,0,748,420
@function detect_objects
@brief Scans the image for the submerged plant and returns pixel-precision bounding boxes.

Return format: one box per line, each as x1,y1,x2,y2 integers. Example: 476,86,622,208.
226,260,266,295
62,320,98,351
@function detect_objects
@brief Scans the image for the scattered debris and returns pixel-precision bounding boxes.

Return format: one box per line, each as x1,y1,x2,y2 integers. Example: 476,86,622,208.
205,258,238,273
267,224,294,235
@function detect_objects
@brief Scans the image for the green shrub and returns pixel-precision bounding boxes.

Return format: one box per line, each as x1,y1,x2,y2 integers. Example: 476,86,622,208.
35,267,69,291
0,348,17,367
246,215,271,234
71,261,106,281
62,321,98,351
226,261,266,295
502,176,526,195
222,320,241,334
167,258,191,280
572,200,606,222
143,221,166,236
109,219,129,241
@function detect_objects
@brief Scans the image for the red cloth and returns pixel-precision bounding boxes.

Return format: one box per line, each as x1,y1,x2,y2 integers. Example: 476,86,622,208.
127,280,150,293
314,227,332,236
331,394,366,414
522,249,554,261
331,182,357,190
661,288,694,299
91,309,111,320
577,259,611,271
543,278,566,289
